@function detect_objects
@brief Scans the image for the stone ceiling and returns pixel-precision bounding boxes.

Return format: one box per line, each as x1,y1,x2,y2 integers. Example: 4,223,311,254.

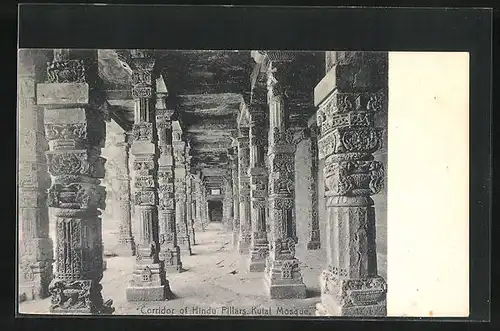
97,49,323,187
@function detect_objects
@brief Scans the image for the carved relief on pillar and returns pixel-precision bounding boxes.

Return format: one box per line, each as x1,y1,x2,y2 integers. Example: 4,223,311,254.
124,50,169,301
307,125,321,250
259,51,305,298
38,50,113,314
315,52,387,316
18,56,53,300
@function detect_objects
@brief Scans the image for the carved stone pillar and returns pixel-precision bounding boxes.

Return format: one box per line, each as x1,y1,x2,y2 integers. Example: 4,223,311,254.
262,52,306,299
172,125,192,256
37,49,114,313
193,174,203,231
314,52,387,316
247,109,269,272
229,152,240,248
125,50,168,301
18,49,53,302
307,123,321,250
185,156,196,246
237,128,251,254
112,132,135,256
155,75,182,274
222,169,233,231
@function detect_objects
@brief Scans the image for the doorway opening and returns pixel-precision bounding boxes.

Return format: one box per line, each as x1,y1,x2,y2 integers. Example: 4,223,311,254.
208,200,223,222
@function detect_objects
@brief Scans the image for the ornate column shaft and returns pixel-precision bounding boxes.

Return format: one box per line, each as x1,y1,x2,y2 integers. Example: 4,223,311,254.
112,132,135,256
248,110,269,272
222,169,233,231
38,49,114,313
125,50,168,301
155,75,182,274
185,156,196,246
307,123,321,250
172,125,192,256
193,174,204,231
236,127,251,254
230,152,240,248
18,49,53,302
262,53,306,299
315,52,387,316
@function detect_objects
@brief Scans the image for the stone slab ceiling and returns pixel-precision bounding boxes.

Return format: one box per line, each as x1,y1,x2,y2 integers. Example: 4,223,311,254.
97,50,323,173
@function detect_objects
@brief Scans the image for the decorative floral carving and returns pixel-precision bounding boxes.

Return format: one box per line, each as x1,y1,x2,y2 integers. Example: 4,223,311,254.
132,70,152,86
132,87,152,99
49,279,92,311
45,123,87,142
134,191,156,206
323,160,384,196
48,183,105,210
46,60,86,83
132,123,153,142
135,176,155,189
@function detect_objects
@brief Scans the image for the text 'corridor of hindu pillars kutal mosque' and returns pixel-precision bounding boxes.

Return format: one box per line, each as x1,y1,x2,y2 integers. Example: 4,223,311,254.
18,49,387,316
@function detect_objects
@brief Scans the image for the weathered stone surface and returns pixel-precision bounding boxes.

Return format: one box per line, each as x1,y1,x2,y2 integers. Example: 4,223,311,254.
18,50,53,303
37,83,90,105
126,52,169,301
314,51,387,317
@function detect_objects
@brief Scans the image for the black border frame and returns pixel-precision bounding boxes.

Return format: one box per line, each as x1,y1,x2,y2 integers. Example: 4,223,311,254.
13,4,492,329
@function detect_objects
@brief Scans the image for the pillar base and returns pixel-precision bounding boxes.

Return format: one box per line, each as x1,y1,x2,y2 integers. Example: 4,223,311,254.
19,285,34,302
19,259,53,301
48,279,115,315
177,235,192,255
159,246,183,274
264,258,307,299
126,283,169,302
114,239,136,257
264,275,307,299
165,264,183,274
127,250,170,302
237,239,250,255
189,229,196,246
237,233,251,254
306,241,321,250
318,271,387,316
248,244,268,272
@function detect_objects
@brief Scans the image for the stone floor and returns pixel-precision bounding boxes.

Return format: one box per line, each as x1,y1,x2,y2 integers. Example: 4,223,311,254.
19,222,327,316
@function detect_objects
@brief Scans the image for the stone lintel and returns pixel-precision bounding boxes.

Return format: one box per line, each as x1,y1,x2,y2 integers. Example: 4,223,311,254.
37,83,90,106
131,141,155,155
43,107,87,124
314,66,338,107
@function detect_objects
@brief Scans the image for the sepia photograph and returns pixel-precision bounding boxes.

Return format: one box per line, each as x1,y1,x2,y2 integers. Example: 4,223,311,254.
17,49,388,317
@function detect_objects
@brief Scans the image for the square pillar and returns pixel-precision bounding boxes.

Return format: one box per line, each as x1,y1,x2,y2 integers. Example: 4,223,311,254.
247,109,269,272
314,51,388,316
125,50,168,301
37,49,114,314
229,152,240,248
155,77,183,274
237,127,251,254
306,123,321,250
172,124,192,256
18,49,53,302
185,153,196,246
261,52,306,299
112,132,136,256
222,169,233,231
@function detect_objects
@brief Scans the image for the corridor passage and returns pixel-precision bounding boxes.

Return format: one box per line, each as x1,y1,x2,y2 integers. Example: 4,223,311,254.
19,222,324,316
18,49,388,317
